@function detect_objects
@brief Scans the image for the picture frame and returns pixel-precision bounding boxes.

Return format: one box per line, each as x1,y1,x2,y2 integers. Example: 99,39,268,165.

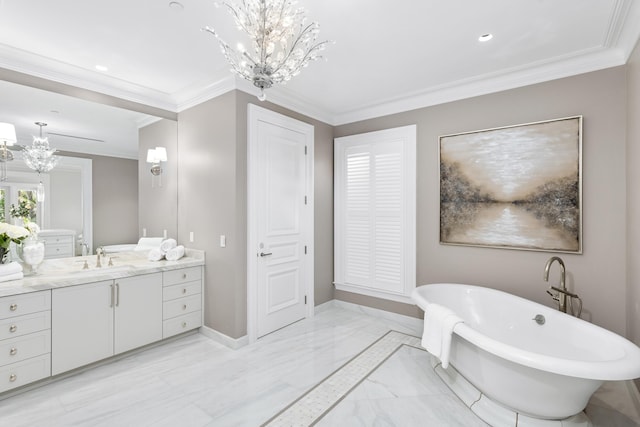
439,116,582,253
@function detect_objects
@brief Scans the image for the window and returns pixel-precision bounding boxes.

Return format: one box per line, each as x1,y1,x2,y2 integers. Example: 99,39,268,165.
334,125,416,303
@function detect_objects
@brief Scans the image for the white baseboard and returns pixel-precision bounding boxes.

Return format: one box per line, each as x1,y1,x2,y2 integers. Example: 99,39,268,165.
318,299,424,332
199,326,249,350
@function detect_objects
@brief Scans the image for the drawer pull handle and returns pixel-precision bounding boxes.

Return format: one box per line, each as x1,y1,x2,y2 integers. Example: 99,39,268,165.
9,348,17,356
182,288,187,294
181,322,187,328
9,325,17,333
9,374,16,382
9,304,17,311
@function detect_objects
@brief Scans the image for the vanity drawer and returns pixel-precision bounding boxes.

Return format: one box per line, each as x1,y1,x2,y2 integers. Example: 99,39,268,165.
163,267,201,287
44,244,74,259
0,330,50,366
163,281,201,302
0,291,51,320
163,311,201,339
0,311,51,340
41,235,73,245
0,353,51,393
163,294,201,320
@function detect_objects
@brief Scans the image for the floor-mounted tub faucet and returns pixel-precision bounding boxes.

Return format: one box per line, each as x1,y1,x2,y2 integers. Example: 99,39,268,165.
543,256,567,313
543,256,582,317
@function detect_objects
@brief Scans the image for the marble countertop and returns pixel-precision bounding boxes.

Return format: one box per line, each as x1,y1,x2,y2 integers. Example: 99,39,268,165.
0,249,205,298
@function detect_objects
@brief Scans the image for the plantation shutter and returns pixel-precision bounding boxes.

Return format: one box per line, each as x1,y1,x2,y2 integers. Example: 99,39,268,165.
334,125,416,302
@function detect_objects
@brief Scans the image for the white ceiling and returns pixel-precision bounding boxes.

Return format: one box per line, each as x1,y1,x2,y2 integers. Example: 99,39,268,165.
0,0,639,158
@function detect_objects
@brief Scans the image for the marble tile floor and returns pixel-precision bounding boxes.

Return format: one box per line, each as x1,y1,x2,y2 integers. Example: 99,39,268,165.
0,302,639,426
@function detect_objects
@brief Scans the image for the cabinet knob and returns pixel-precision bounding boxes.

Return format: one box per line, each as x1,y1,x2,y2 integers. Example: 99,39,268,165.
182,273,187,279
181,322,187,328
9,348,17,356
9,325,17,333
182,288,187,294
9,374,17,382
182,304,187,311
9,303,17,311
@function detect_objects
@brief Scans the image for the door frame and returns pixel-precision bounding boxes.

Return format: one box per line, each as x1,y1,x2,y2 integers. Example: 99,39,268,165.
247,104,315,343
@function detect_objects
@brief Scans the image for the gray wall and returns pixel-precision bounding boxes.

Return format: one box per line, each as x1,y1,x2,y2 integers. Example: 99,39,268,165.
138,119,178,239
627,38,640,347
177,91,241,338
49,169,82,233
175,90,334,339
62,152,139,249
92,155,139,248
335,67,628,336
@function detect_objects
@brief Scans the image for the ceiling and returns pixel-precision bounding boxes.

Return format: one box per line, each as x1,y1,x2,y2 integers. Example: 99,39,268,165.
0,0,639,158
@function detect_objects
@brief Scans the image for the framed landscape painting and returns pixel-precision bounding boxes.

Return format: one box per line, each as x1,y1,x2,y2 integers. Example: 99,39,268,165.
439,116,582,253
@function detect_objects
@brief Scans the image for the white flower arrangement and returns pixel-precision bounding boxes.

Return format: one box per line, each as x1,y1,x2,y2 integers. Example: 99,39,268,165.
0,222,30,263
25,222,40,238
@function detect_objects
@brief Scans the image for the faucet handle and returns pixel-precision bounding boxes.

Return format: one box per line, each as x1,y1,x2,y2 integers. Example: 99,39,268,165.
546,289,560,302
76,260,90,270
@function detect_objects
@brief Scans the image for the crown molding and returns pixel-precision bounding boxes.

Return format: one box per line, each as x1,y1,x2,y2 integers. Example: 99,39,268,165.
331,46,628,126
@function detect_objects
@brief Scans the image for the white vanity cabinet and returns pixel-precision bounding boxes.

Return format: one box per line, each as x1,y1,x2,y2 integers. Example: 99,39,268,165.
162,266,203,338
115,274,163,353
51,281,113,375
51,273,162,375
39,229,76,259
0,291,51,393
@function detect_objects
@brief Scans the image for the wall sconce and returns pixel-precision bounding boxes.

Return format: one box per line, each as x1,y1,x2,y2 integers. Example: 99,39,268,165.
0,122,17,181
146,146,167,186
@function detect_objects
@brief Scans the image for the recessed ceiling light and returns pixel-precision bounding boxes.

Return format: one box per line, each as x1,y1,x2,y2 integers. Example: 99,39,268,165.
95,64,109,72
169,1,184,11
478,33,493,42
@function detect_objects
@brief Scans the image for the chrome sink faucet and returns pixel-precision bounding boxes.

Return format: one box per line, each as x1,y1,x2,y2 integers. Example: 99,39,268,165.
96,247,105,268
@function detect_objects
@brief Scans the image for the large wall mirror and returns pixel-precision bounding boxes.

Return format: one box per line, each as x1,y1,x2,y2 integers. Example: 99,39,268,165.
0,77,178,256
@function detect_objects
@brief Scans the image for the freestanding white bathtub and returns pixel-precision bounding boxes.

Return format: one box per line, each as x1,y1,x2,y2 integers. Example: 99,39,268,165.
412,283,640,422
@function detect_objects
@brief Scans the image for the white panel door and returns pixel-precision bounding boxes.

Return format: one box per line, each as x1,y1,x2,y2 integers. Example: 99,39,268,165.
256,118,308,338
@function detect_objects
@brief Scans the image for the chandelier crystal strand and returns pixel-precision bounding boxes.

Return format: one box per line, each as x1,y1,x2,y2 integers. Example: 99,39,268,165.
203,0,329,100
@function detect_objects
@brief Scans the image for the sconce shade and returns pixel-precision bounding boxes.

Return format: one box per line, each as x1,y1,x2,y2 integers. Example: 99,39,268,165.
154,147,167,162
0,123,17,146
146,147,167,163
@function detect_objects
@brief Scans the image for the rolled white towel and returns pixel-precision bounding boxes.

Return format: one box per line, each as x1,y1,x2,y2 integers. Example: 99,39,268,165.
165,245,185,261
160,238,177,254
148,248,165,262
135,237,164,251
0,272,24,283
0,261,23,276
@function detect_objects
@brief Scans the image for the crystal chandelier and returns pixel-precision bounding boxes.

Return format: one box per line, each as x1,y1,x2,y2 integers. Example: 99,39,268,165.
23,122,59,202
203,0,329,101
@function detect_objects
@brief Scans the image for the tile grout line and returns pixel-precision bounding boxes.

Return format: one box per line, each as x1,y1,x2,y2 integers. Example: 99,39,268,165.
262,331,421,427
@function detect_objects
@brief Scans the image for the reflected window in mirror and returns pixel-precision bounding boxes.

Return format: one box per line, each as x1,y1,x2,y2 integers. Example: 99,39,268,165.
0,183,41,225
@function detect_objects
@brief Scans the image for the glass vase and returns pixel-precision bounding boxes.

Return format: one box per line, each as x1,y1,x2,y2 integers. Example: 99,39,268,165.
17,238,45,275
